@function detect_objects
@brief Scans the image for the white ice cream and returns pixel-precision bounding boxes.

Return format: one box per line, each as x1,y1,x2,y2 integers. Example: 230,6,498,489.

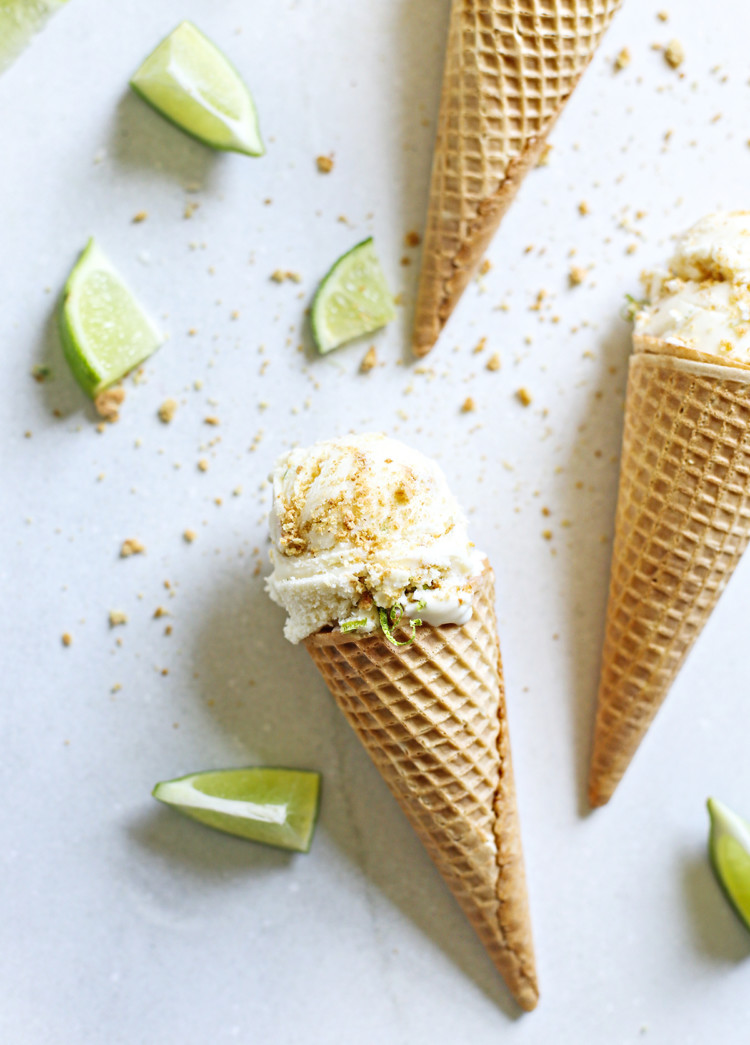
635,212,750,364
266,433,485,643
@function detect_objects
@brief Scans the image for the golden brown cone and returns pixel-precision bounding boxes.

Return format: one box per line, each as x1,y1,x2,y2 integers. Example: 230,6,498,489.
413,0,622,357
305,563,538,1011
589,339,750,807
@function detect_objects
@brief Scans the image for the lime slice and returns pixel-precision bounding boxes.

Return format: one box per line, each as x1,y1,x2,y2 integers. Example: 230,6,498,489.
311,238,396,353
707,797,750,932
130,21,264,157
58,238,162,397
152,767,321,853
0,0,68,75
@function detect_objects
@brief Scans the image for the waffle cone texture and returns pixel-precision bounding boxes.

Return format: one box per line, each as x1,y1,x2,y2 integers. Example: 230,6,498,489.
589,338,750,807
413,0,621,356
304,562,538,1011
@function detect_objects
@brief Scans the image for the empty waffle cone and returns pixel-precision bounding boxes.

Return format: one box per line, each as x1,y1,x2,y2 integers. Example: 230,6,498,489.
589,338,750,807
413,0,621,357
305,562,538,1011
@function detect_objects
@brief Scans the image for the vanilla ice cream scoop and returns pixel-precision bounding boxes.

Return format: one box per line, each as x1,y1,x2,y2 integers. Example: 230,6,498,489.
266,433,485,643
635,211,750,365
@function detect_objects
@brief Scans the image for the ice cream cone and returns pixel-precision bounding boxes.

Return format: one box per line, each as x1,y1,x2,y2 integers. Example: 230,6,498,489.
305,562,538,1011
413,0,621,357
589,338,750,807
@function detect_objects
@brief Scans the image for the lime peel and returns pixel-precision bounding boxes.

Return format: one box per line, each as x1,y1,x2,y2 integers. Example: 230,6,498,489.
130,21,264,156
152,767,321,853
311,238,395,353
58,238,162,397
707,796,750,932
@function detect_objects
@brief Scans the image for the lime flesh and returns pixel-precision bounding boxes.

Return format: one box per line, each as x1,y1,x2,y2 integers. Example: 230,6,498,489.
58,239,162,397
311,238,395,353
707,797,750,932
0,0,68,75
130,21,264,156
152,767,321,852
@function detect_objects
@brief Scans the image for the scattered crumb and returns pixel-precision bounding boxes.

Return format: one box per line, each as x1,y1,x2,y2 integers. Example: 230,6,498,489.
614,47,630,72
542,530,553,541
473,337,487,354
197,458,209,472
204,415,220,426
111,683,122,694
232,486,242,496
461,396,476,413
404,230,421,248
657,9,668,20
132,210,148,224
360,346,377,373
569,265,586,287
31,364,51,383
158,398,177,423
478,259,492,276
664,39,684,68
516,387,532,407
61,632,72,647
109,610,128,628
270,270,302,284
183,529,196,543
578,201,590,216
153,606,169,619
120,538,145,558
94,387,125,422
184,200,200,219
316,154,334,173
486,352,501,372
536,144,552,167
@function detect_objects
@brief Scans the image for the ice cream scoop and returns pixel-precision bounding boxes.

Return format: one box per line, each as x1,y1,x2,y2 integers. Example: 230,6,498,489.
266,433,484,643
635,211,750,367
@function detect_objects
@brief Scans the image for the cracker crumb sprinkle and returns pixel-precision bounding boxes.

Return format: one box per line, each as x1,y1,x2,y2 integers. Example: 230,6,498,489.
664,39,684,68
158,398,177,423
360,346,377,373
516,387,532,407
120,538,145,558
94,387,125,422
316,155,334,173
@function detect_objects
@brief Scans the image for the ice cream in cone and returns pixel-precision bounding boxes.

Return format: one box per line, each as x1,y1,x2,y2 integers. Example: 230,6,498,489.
589,212,750,807
265,433,538,1011
413,0,621,357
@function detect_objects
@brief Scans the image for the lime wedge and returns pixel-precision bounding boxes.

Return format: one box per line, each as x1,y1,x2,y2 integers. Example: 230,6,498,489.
152,767,321,853
0,0,68,75
58,239,162,397
311,238,396,353
707,797,750,932
130,21,264,156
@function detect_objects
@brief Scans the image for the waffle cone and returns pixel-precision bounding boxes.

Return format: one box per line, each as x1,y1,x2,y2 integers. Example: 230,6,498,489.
589,339,750,807
413,0,621,357
304,562,538,1011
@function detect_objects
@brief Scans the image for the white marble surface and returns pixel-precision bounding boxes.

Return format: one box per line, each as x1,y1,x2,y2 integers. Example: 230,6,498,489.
3,0,750,1041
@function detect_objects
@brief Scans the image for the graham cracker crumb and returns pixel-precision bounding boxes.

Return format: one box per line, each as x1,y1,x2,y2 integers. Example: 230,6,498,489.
569,265,586,287
120,538,145,558
516,387,532,407
153,606,169,619
94,387,125,422
183,529,196,543
158,398,177,423
316,155,334,173
109,610,128,628
478,259,492,276
578,201,590,216
132,211,148,224
404,230,421,248
486,352,501,372
61,632,72,647
197,459,209,472
360,346,377,373
614,47,631,72
204,415,220,426
664,39,684,68
31,365,51,383
461,396,476,413
542,530,553,541
184,200,200,219
536,144,552,167
270,270,302,284
657,9,668,20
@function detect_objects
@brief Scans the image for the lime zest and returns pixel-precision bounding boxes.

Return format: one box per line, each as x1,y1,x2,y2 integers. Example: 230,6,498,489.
707,796,750,932
622,292,647,323
379,604,423,647
340,618,367,633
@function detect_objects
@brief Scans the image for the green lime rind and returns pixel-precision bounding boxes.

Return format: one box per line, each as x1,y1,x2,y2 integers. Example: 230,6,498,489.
707,797,750,933
152,767,322,853
130,21,264,157
311,237,396,354
58,238,162,398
